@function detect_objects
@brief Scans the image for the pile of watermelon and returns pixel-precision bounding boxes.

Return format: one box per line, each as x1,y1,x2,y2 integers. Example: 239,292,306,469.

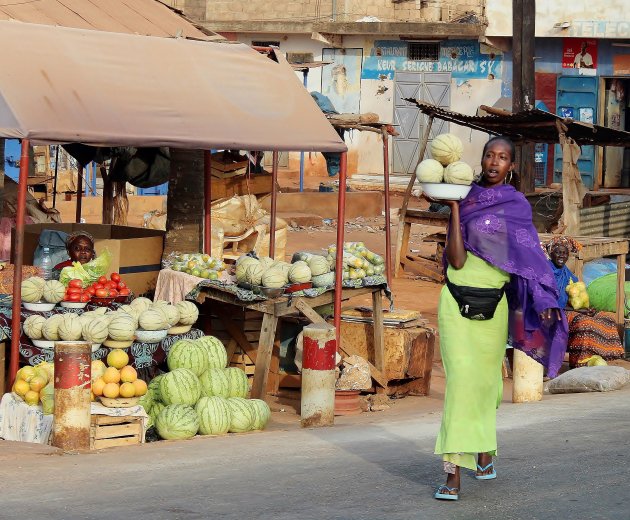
139,335,271,440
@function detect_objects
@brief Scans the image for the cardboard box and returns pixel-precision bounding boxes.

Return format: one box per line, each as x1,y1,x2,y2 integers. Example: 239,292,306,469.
16,223,164,296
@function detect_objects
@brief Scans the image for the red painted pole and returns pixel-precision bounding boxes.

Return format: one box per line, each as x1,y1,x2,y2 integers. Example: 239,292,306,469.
382,131,392,287
9,139,30,387
53,341,92,451
333,152,348,346
269,151,279,259
204,151,212,255
301,323,336,427
76,163,84,223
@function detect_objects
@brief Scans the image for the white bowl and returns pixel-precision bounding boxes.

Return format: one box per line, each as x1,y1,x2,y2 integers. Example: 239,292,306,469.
32,339,101,352
420,182,472,201
135,328,168,344
60,301,88,309
22,301,56,312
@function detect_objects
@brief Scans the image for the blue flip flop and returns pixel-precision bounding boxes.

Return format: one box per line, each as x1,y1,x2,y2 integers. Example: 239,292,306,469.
475,462,497,480
434,485,459,501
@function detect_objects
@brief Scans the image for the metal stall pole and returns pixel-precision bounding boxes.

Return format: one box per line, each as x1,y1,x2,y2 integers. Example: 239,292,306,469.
333,152,348,344
382,129,392,287
9,139,30,385
204,151,212,255
269,151,279,259
52,145,59,208
299,69,309,192
76,163,84,223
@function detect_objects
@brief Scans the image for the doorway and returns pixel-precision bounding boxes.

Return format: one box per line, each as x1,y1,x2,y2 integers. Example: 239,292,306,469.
601,77,630,188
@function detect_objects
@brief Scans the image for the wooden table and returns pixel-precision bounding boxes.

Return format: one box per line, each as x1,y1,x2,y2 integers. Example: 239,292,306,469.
394,208,448,280
540,234,629,329
196,286,387,398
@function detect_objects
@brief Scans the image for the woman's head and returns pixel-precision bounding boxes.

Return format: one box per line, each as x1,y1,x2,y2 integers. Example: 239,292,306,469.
66,232,95,264
480,136,516,186
546,236,581,268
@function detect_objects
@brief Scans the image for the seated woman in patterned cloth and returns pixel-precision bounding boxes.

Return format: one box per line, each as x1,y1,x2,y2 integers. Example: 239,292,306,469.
53,231,96,277
545,236,625,368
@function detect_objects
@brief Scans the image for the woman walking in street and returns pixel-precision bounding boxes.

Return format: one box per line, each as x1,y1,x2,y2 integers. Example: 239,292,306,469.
432,136,568,501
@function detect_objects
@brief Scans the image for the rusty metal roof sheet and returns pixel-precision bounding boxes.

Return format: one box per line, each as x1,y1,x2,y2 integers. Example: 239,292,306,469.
0,0,222,41
404,100,630,147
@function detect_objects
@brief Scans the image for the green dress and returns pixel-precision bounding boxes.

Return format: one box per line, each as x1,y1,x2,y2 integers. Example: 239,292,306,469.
434,252,509,471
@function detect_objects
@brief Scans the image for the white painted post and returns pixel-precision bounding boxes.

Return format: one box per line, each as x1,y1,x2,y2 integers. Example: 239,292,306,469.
512,349,544,403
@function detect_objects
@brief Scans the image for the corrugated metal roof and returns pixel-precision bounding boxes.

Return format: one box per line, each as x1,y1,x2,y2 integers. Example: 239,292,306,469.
0,0,222,41
404,100,630,147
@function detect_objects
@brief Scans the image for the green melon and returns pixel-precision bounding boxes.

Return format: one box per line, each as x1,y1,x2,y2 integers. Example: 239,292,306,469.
225,367,249,398
196,336,228,369
108,314,136,341
159,368,201,406
199,367,230,398
148,374,165,402
249,399,272,430
42,280,65,303
308,255,330,276
195,396,231,435
155,404,199,440
226,397,255,433
21,277,45,303
288,261,311,283
167,340,209,376
82,316,109,343
42,314,64,341
311,271,335,288
23,315,46,339
176,301,199,325
58,313,83,341
138,308,168,331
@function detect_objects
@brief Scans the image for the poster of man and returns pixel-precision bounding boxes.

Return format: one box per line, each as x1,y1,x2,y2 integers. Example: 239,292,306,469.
563,38,597,72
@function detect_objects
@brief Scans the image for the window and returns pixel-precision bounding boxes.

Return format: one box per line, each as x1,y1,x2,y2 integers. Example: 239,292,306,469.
407,42,440,61
252,40,280,48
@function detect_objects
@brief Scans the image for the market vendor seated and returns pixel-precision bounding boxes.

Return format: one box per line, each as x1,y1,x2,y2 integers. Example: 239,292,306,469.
545,236,625,368
53,231,96,274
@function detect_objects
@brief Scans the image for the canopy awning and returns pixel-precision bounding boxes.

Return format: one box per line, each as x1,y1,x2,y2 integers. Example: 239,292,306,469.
404,99,630,147
0,20,347,152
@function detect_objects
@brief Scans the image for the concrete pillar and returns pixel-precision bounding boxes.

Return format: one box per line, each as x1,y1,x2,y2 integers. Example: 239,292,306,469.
53,341,92,451
512,349,544,403
301,323,337,428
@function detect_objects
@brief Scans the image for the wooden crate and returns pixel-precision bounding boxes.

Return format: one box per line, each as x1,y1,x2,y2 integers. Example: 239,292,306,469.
90,415,143,450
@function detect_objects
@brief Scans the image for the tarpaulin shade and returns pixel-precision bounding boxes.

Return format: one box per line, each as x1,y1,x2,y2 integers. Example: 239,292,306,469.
0,21,347,152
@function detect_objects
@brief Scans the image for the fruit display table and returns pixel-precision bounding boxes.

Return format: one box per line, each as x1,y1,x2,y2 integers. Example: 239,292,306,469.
195,285,388,398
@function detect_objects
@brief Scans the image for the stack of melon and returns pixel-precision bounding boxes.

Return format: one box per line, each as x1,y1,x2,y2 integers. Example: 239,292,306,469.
326,242,385,282
91,350,148,403
170,253,226,279
139,335,271,440
415,133,474,186
23,309,110,345
21,277,65,305
121,297,199,335
235,254,330,290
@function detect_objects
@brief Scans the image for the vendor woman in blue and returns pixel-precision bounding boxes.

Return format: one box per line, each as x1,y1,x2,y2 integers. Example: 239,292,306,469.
545,236,579,309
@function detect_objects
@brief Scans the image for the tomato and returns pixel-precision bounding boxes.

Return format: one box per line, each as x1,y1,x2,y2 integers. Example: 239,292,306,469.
67,293,81,302
68,279,83,289
119,288,131,296
98,276,108,284
80,293,91,302
106,280,118,289
95,289,109,298
110,273,121,283
93,283,104,290
86,287,96,296
66,287,82,295
109,289,118,297
117,281,127,290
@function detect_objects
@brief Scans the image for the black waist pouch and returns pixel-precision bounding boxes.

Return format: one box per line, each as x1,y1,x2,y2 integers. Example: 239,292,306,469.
446,280,507,321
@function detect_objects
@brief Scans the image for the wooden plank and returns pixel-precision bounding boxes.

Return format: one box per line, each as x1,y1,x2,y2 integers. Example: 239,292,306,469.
294,299,326,324
210,173,272,200
251,313,278,399
225,339,238,362
213,307,258,363
372,291,385,372
395,220,411,277
92,436,140,450
93,422,142,440
91,415,142,426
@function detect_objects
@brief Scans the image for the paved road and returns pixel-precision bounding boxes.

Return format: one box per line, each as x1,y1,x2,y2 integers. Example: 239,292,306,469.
1,387,629,520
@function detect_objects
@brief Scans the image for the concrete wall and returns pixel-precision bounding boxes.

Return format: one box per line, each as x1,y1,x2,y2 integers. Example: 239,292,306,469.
486,0,630,38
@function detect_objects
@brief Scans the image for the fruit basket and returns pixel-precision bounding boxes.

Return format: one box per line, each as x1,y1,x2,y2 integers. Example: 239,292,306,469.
90,296,117,307
22,301,56,312
98,396,140,408
420,182,472,201
60,301,88,309
114,294,133,304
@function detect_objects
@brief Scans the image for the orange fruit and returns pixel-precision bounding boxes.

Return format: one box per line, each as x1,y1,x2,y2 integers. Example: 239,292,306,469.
120,365,137,383
107,349,129,370
92,377,106,396
29,375,47,393
24,390,40,406
91,360,107,381
102,383,120,399
103,366,121,384
132,379,148,397
12,379,30,397
91,391,96,402
119,382,135,398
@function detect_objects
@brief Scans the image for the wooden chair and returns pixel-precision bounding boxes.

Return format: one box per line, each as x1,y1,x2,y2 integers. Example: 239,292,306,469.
220,224,268,262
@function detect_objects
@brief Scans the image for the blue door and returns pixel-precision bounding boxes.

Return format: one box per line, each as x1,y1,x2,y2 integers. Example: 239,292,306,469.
137,182,168,195
554,76,598,188
3,139,21,182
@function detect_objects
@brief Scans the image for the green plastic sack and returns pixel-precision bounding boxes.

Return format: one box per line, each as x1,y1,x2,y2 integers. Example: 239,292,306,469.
586,273,630,312
59,248,112,288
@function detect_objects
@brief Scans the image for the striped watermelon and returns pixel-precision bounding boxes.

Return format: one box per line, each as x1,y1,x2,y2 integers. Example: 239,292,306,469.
195,396,231,435
159,368,201,406
225,367,249,398
249,399,271,430
167,339,209,376
199,368,230,398
196,336,228,369
150,401,166,422
226,397,255,433
148,374,165,402
155,404,199,440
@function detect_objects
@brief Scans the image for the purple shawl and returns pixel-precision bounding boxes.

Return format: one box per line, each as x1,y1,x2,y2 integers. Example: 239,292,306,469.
453,183,568,377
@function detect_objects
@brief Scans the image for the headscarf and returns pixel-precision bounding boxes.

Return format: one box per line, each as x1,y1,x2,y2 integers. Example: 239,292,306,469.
545,235,582,257
452,183,569,377
544,236,580,308
66,231,95,250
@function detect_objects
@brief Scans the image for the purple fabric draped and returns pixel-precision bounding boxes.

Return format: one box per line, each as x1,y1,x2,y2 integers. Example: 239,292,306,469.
453,183,568,377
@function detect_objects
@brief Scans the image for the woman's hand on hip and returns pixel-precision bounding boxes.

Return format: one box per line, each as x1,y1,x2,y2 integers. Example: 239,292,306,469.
540,308,562,327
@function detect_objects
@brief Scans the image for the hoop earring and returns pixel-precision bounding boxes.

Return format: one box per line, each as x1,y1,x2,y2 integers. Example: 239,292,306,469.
505,170,513,184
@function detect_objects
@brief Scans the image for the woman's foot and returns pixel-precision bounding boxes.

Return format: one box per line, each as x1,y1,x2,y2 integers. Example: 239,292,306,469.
475,453,496,480
435,465,460,500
